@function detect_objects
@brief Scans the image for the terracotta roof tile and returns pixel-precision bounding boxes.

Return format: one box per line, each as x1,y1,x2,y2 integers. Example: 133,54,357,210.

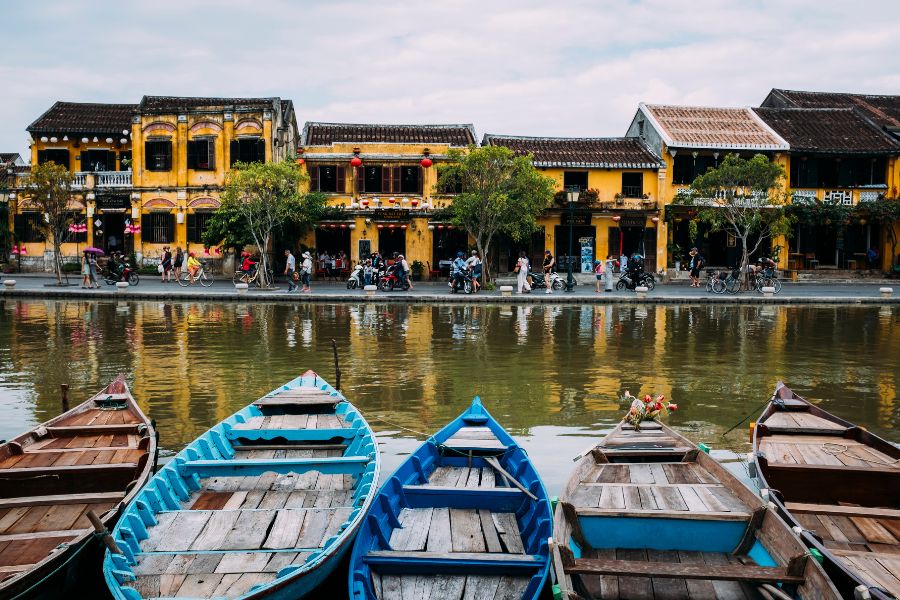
139,96,277,113
482,135,663,168
303,122,476,146
641,104,788,150
752,107,900,154
27,102,137,135
764,89,900,130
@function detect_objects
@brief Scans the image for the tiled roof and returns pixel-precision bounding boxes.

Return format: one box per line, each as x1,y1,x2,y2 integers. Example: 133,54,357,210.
302,122,476,146
482,135,663,168
27,102,137,135
0,152,22,164
639,104,789,150
763,89,900,130
752,108,900,154
139,96,277,113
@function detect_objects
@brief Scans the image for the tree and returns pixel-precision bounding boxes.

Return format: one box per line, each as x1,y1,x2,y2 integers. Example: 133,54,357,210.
679,153,792,287
210,158,325,287
21,161,77,284
862,196,900,270
437,145,555,281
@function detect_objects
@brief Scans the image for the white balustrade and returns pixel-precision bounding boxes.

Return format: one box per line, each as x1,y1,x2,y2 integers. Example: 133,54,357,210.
96,171,132,187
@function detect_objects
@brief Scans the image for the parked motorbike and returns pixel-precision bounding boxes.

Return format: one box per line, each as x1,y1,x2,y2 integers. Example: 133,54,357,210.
347,264,364,289
378,265,409,291
103,256,139,286
615,269,655,291
527,270,566,291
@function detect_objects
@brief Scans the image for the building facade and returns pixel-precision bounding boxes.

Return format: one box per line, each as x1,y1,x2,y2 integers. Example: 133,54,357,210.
481,135,664,272
297,122,476,273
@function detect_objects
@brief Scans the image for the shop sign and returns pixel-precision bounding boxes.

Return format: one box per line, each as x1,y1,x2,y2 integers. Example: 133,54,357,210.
376,209,410,221
561,212,591,226
619,214,646,228
96,195,131,210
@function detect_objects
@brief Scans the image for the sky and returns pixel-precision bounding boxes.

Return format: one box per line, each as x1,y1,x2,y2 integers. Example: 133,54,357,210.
2,0,899,159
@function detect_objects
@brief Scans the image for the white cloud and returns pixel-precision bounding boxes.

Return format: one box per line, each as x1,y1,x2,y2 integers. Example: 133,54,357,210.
0,0,898,156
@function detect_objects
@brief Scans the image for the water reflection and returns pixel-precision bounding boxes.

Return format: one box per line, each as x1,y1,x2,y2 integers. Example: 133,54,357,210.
0,300,897,494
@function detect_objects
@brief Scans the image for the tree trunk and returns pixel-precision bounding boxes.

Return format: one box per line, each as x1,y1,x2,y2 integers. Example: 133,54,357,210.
740,236,750,291
476,239,489,282
53,235,63,285
258,233,270,288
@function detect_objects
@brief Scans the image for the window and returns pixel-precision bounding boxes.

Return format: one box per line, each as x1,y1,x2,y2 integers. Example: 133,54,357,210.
790,156,818,188
80,149,115,172
119,151,132,171
37,149,70,170
790,156,886,188
145,213,175,243
145,140,172,171
186,212,214,243
563,171,589,191
621,172,643,198
672,154,718,185
14,213,45,242
310,165,346,193
359,166,421,194
230,138,266,166
187,139,216,170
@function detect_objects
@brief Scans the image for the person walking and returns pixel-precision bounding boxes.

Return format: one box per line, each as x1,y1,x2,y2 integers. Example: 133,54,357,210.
284,249,297,292
160,246,173,283
604,255,616,292
300,251,313,292
398,254,413,290
688,247,704,288
542,250,555,294
80,251,91,288
88,252,100,288
173,247,184,281
594,259,604,293
516,251,531,294
466,250,482,293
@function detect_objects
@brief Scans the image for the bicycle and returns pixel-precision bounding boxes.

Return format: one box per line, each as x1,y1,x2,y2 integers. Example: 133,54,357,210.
723,267,742,294
754,268,783,294
705,270,726,294
178,263,214,287
232,266,273,288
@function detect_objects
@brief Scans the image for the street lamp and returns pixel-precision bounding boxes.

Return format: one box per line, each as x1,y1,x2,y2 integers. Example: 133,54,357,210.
565,187,580,292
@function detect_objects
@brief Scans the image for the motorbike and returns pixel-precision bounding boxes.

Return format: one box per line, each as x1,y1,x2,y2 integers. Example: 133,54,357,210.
378,265,409,291
615,269,655,291
527,270,566,291
448,270,473,294
347,264,364,289
103,257,139,286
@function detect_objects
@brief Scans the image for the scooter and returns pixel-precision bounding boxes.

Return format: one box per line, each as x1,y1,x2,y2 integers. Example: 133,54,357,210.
103,256,139,286
347,264,364,289
378,265,410,291
615,269,655,291
448,271,473,294
527,270,566,291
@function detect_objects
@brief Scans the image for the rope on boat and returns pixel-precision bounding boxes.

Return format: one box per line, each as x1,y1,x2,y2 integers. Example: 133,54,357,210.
366,414,431,438
821,442,900,467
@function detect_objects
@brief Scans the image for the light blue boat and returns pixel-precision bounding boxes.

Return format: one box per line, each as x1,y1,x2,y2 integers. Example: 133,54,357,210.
348,397,552,600
103,370,379,600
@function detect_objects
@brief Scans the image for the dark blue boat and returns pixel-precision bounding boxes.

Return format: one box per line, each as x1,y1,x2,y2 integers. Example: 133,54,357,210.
348,397,552,600
103,371,379,600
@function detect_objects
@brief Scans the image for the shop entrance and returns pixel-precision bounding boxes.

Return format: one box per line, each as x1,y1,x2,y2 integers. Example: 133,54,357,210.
432,227,468,275
99,213,125,254
555,225,596,273
314,227,351,259
378,227,406,259
608,226,657,272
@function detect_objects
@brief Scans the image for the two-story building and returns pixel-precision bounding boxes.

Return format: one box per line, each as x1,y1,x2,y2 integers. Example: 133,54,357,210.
762,89,900,142
480,135,665,273
298,122,476,272
752,106,900,270
130,96,297,263
625,104,790,268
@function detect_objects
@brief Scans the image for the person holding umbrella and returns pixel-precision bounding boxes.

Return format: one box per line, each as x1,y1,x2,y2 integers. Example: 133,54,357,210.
80,251,91,288
82,247,104,288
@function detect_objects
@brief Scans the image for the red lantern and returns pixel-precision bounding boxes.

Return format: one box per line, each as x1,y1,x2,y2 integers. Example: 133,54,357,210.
350,157,362,168
340,223,347,229
20,246,27,255
420,157,433,168
448,225,454,230
401,224,408,230
11,245,18,255
651,216,659,223
360,199,370,208
204,247,210,255
411,198,420,207
377,224,384,229
437,225,444,230
388,224,395,229
296,158,305,165
331,224,338,229
215,247,221,255
612,215,621,222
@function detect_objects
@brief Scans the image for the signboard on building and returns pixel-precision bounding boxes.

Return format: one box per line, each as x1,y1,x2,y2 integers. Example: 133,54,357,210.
376,209,411,221
561,212,591,226
619,212,646,228
96,195,131,210
358,239,372,259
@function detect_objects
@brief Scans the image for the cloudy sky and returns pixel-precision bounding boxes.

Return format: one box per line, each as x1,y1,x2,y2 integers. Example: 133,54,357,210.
2,0,898,158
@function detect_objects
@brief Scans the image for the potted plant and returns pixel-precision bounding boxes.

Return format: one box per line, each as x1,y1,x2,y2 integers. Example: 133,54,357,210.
411,260,425,281
614,193,624,205
667,242,684,271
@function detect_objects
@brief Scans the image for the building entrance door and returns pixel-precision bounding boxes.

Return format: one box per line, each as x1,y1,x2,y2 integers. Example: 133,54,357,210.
99,213,125,254
378,228,406,259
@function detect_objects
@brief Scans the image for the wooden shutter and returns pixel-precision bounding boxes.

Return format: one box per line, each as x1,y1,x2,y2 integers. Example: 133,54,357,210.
187,141,197,170
13,214,24,241
163,142,172,171
230,140,239,167
391,167,401,194
256,138,266,163
206,140,215,170
336,166,346,193
417,167,423,195
381,167,391,194
355,165,364,194
144,142,153,170
167,214,175,243
186,213,197,243
79,151,88,171
106,151,116,171
309,165,319,191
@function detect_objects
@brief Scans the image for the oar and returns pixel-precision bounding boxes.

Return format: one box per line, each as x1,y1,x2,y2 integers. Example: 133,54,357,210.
484,456,538,501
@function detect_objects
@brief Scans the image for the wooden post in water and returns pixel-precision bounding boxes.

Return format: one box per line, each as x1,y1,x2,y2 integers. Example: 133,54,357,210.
60,384,69,413
331,339,341,391
86,509,123,555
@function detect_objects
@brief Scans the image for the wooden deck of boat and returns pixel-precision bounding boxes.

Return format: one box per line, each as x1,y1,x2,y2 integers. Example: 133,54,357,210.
368,462,530,600
442,426,507,451
761,410,847,434
599,422,693,455
758,433,895,467
231,413,348,432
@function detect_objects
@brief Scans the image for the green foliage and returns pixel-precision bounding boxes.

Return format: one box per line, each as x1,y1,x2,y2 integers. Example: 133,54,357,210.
785,200,853,227
410,260,425,274
554,188,599,206
22,161,77,283
201,203,254,251
437,145,555,280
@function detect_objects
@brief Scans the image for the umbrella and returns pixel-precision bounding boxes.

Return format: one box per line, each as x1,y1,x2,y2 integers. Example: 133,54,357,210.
83,247,105,255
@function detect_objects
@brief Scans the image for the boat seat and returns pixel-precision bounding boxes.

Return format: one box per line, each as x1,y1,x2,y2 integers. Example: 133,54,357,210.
0,492,125,510
574,506,752,521
442,427,507,451
783,503,900,520
0,462,138,478
45,424,146,436
179,455,370,477
363,550,543,575
401,485,525,511
561,557,806,584
226,427,356,443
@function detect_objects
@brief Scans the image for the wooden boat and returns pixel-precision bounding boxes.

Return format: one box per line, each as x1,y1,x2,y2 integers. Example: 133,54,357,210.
552,419,840,600
0,375,157,600
102,370,379,600
348,397,552,600
753,382,900,599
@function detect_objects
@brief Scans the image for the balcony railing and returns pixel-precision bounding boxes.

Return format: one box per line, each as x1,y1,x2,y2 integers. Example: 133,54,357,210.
621,186,643,198
71,171,132,189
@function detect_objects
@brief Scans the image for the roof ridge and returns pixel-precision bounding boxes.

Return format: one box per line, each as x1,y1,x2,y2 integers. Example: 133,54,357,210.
483,134,638,142
305,121,475,128
775,88,900,100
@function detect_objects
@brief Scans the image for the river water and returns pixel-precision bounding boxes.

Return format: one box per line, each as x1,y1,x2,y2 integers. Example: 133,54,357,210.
1,300,897,495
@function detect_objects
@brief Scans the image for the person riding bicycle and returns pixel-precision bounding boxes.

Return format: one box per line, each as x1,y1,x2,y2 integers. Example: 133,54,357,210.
239,251,257,275
451,251,467,292
187,252,202,283
754,256,777,277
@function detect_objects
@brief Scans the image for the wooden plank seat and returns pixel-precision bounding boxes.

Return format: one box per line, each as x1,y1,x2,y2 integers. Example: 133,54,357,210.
233,443,347,452
179,456,370,478
45,423,146,436
0,462,138,479
363,551,543,575
561,557,806,584
401,485,525,512
427,466,498,488
0,492,125,509
442,427,506,451
574,506,752,521
763,410,848,434
0,448,143,470
568,482,749,517
759,435,895,467
785,502,900,521
55,406,143,427
370,573,530,600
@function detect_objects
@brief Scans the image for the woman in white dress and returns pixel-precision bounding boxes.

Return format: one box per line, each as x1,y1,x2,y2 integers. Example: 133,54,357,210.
516,251,531,294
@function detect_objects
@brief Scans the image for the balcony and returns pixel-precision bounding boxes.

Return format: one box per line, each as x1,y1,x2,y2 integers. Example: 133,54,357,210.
621,186,643,199
72,171,132,189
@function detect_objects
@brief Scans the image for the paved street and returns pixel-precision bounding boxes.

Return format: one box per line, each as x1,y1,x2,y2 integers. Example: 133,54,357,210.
1,273,896,303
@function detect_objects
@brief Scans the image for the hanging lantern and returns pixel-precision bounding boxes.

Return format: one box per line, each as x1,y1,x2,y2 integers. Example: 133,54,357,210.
11,245,18,255
388,224,395,229
388,197,396,204
340,223,347,229
448,225,454,230
81,137,89,144
349,223,356,230
401,198,409,204
360,199,369,208
427,224,435,231
437,224,444,230
420,157,433,168
350,157,362,168
296,158,305,165
105,137,113,144
204,248,210,255
350,202,359,209
858,218,867,226
612,215,621,222
651,216,659,223
377,224,384,229
411,198,420,207
401,224,408,230
20,246,27,255
215,247,221,255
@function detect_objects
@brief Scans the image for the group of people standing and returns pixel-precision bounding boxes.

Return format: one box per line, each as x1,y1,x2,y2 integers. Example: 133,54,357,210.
158,246,185,283
284,249,313,293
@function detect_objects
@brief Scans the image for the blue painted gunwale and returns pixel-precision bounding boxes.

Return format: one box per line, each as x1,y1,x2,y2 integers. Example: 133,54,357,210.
102,371,380,600
348,397,552,600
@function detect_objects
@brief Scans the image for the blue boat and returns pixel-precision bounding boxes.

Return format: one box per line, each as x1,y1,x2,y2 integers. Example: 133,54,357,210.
551,420,841,599
103,370,379,600
348,397,552,600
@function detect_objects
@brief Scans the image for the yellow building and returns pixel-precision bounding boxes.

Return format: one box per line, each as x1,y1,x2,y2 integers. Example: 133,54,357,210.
625,104,791,269
297,122,476,272
481,135,664,272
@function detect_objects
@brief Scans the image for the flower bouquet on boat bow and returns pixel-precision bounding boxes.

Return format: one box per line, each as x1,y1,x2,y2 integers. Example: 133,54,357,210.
621,390,677,430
